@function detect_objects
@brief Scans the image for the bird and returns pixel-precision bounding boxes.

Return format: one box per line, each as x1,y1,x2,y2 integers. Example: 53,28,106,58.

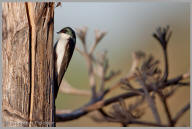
54,27,76,99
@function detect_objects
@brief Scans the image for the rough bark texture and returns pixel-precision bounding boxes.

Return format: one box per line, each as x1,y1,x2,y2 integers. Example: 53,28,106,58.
2,2,55,127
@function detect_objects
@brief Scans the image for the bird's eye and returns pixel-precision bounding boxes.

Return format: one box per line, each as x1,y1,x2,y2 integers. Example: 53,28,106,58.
62,30,66,33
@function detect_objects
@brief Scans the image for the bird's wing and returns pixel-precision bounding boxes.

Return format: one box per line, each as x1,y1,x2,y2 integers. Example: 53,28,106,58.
54,40,58,76
54,40,59,97
57,38,76,88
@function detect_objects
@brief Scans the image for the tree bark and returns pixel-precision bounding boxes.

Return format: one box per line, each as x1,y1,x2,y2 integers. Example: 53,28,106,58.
2,2,55,127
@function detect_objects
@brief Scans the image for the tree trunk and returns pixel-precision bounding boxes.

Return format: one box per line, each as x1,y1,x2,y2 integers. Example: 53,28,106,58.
2,2,55,127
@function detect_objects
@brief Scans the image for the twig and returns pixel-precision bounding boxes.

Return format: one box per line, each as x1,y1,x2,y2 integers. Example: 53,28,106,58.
56,109,72,114
59,80,91,96
76,27,97,99
76,27,88,45
95,51,109,93
153,26,172,82
172,103,190,125
89,30,106,55
162,49,169,81
127,51,145,77
157,91,173,126
104,70,121,81
137,76,161,124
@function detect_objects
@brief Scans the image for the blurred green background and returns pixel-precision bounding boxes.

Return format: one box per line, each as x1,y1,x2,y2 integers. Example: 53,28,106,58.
54,2,190,126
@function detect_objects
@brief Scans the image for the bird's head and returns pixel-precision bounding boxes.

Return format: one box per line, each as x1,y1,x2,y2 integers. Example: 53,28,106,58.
57,27,76,42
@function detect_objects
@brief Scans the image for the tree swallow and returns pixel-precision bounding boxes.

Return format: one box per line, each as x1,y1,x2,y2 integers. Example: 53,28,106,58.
54,27,76,99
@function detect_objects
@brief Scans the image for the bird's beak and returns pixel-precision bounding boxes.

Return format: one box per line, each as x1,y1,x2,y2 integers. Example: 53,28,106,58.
57,32,60,34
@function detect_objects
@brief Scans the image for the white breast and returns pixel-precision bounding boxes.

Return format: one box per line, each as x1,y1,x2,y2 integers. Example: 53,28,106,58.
56,38,68,74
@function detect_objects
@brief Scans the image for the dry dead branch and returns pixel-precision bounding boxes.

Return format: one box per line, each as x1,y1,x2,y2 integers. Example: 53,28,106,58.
55,26,190,127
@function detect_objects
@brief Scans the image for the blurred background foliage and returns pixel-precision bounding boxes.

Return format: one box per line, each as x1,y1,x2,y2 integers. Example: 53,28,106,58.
54,2,190,126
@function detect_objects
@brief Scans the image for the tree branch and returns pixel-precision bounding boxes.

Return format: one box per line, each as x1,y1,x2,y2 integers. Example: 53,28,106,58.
55,73,189,122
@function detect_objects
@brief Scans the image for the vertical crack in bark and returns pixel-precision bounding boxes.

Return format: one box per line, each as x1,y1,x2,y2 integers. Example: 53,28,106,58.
25,2,36,126
25,3,31,126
